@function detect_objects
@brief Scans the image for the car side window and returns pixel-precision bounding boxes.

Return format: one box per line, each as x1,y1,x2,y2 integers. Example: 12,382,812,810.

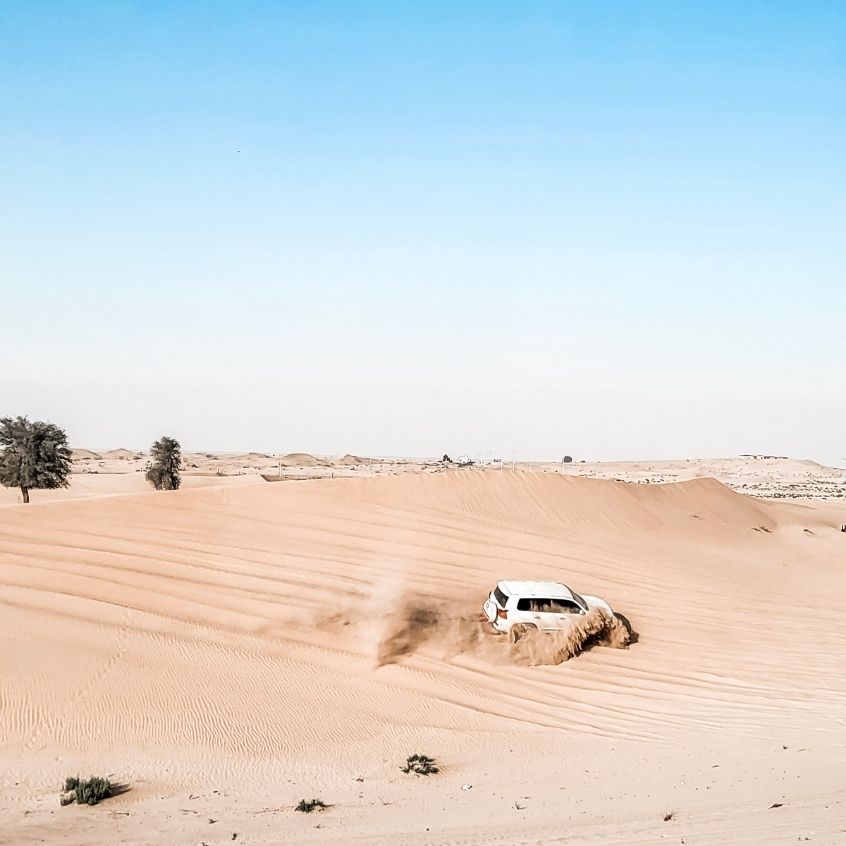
524,598,584,613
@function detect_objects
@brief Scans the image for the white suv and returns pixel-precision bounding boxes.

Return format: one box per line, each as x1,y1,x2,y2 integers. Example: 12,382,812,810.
482,579,613,641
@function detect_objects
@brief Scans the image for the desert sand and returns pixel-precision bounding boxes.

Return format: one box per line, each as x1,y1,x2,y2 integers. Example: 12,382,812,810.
1,460,845,844
52,450,846,502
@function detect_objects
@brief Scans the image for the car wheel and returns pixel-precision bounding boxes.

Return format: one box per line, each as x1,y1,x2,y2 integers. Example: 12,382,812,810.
483,600,498,624
509,624,531,644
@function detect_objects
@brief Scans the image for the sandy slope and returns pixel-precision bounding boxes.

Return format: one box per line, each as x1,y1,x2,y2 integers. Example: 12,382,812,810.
1,471,845,845
555,456,846,500
0,473,260,507
63,450,846,499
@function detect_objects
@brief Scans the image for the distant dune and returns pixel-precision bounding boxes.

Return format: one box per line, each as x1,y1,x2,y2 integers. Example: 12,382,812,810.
338,453,370,465
278,451,321,467
70,448,102,460
100,447,141,460
62,451,846,500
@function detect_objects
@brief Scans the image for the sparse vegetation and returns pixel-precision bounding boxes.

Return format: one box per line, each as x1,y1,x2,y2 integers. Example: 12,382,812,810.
0,416,72,503
401,753,439,775
295,798,328,813
60,775,113,806
663,811,675,821
145,435,182,491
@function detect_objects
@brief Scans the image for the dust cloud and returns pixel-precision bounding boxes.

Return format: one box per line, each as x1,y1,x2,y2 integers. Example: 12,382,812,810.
511,607,630,666
363,586,630,668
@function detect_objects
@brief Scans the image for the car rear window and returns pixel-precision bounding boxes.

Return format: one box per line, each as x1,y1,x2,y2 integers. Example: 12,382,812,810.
493,586,509,608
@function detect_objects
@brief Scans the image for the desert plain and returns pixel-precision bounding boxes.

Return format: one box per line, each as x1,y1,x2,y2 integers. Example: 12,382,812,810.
1,452,845,845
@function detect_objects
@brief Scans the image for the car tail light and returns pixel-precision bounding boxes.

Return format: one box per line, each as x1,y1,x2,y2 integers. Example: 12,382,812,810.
497,608,508,619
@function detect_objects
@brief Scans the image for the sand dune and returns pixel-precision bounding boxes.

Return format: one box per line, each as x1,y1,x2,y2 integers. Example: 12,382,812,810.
70,448,102,461
0,472,260,506
339,453,370,465
1,471,844,844
279,451,322,467
99,448,141,460
557,455,846,499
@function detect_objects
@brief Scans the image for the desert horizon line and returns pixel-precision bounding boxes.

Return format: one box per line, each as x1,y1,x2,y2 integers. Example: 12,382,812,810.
70,445,844,466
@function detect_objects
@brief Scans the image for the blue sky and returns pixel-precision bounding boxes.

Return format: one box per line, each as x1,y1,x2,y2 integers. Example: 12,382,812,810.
1,1,843,462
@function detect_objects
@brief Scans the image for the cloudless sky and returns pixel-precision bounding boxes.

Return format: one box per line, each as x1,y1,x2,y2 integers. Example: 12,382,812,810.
1,1,844,462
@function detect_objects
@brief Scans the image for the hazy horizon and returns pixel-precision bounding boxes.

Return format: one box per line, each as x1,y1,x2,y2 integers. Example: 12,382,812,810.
3,2,843,466
41,430,846,472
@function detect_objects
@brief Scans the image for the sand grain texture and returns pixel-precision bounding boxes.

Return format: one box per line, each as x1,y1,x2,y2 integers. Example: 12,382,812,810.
1,470,844,844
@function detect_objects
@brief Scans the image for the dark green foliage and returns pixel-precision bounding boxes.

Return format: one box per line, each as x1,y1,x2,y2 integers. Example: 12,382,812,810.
401,754,439,775
145,436,182,491
0,416,72,504
60,775,113,806
295,798,327,813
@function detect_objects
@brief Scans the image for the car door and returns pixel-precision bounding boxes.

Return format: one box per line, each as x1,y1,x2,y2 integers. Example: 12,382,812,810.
519,597,557,631
529,598,583,630
513,597,539,629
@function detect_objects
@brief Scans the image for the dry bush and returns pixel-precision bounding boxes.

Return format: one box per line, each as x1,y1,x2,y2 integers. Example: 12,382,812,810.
295,798,327,813
401,754,439,775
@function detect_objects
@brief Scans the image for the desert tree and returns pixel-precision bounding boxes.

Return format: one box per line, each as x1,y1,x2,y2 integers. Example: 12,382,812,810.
0,416,72,504
145,436,182,490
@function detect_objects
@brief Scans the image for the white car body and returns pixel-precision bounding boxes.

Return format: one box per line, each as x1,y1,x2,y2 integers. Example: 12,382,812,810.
482,579,613,637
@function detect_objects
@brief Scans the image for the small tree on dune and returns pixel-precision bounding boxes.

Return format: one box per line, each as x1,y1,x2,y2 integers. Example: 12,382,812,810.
0,416,73,504
145,436,182,491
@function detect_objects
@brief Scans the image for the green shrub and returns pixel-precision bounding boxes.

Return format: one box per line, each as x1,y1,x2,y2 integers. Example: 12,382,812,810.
295,798,328,813
60,775,113,806
401,754,439,775
145,436,182,491
0,416,72,503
